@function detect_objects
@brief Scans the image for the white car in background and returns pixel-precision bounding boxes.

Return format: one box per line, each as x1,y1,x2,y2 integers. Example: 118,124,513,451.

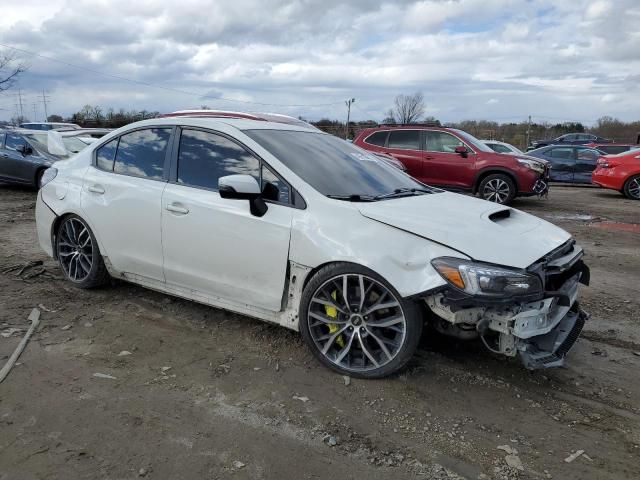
482,140,525,155
35,115,590,378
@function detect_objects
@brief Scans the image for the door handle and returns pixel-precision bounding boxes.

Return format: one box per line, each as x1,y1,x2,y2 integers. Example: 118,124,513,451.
165,203,189,215
87,185,105,194
1,153,9,158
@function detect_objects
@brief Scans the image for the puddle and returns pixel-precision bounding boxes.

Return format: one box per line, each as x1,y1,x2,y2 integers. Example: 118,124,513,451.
544,213,596,221
590,221,640,234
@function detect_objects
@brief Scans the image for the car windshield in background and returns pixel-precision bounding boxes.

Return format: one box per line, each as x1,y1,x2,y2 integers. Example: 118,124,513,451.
22,133,69,160
451,129,496,153
245,129,434,199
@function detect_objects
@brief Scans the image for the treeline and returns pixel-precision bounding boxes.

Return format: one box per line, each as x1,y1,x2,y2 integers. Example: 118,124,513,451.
48,105,160,128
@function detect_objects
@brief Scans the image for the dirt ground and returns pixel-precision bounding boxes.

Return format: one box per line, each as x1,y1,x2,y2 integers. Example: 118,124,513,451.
0,184,639,480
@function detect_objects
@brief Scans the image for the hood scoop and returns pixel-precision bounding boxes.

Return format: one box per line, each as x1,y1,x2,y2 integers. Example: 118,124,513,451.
489,209,511,222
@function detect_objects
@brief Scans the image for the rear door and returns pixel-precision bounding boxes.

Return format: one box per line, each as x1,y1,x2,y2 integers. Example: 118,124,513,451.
422,130,475,188
545,147,576,182
81,127,172,281
384,130,423,180
161,128,293,312
574,147,600,183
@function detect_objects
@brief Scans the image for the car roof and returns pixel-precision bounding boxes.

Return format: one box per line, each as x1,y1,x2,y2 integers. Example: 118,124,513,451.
115,116,322,134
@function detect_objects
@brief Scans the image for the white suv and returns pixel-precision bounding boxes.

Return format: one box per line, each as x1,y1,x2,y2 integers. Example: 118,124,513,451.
36,116,590,378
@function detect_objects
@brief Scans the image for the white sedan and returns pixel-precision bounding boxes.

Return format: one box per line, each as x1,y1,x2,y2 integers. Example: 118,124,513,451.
36,117,590,378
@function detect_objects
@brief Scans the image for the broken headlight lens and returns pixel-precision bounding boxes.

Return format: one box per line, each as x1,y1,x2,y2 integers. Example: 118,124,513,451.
431,257,543,297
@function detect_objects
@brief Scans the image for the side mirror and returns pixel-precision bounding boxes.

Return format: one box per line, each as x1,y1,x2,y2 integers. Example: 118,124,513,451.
454,145,468,157
18,144,33,156
218,174,267,217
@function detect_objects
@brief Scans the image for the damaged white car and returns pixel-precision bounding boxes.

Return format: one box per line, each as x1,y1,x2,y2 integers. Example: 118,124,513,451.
35,115,590,378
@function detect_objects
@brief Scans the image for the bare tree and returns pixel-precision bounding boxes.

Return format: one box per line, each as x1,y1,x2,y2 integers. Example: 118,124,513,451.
385,92,425,124
0,51,27,92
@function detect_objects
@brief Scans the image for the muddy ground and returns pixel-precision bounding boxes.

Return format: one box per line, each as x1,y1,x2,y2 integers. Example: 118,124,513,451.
0,184,638,480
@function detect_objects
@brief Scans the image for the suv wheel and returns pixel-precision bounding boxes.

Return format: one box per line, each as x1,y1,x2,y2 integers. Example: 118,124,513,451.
478,174,516,205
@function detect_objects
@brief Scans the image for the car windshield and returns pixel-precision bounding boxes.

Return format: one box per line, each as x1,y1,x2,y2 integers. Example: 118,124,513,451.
450,129,495,153
22,133,70,160
244,129,434,199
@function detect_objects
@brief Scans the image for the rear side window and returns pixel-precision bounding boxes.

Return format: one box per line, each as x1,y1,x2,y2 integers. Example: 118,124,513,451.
114,128,171,180
364,131,388,147
388,130,420,150
96,138,119,171
600,145,628,154
177,129,259,190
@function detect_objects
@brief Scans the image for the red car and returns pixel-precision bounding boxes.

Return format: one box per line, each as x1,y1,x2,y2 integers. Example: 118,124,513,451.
586,142,640,155
592,148,640,200
353,126,549,205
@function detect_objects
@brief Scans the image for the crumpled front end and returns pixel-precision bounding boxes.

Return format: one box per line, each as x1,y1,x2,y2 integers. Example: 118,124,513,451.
424,240,590,369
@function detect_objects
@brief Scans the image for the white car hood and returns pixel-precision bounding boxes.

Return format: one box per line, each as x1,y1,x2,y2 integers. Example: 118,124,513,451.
358,192,571,269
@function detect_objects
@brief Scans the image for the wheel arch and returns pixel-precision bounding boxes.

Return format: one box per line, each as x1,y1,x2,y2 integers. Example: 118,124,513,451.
472,168,520,194
50,211,109,262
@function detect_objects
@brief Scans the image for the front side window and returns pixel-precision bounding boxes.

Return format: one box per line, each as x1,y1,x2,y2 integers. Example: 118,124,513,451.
487,143,511,154
577,149,599,161
113,128,171,180
364,131,388,147
177,129,259,190
5,133,26,151
549,147,574,159
387,130,420,150
261,164,290,203
244,129,429,198
96,138,119,171
425,131,465,153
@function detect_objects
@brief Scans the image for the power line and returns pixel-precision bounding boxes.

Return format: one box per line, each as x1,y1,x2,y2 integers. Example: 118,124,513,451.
0,42,344,108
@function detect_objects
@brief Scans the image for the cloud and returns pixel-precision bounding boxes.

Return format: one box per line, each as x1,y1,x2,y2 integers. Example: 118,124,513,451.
0,0,639,124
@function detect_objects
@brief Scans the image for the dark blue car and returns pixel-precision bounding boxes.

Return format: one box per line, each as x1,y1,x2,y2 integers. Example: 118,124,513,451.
526,145,604,184
529,133,612,150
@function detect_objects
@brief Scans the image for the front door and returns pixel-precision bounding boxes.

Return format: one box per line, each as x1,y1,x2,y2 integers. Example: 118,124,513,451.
545,147,576,182
161,128,292,312
80,127,172,281
422,130,475,188
574,148,600,183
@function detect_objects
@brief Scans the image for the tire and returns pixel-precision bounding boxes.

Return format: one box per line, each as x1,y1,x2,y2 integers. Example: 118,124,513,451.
56,214,110,288
478,173,516,205
623,175,640,200
299,262,423,379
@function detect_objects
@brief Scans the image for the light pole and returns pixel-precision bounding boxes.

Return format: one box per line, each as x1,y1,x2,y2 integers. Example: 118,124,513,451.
345,98,355,140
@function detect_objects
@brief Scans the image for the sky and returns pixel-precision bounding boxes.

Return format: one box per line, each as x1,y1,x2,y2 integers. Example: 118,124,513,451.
0,0,638,125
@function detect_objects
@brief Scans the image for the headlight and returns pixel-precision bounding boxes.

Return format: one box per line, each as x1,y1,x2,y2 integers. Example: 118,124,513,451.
39,167,58,188
431,257,543,297
516,158,545,173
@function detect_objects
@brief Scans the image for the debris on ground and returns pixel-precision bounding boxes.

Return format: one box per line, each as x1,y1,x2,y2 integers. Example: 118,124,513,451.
138,467,148,477
564,450,585,463
161,366,172,372
1,260,60,281
232,461,246,469
61,324,72,331
505,454,524,471
0,308,41,384
1,328,23,338
93,373,117,380
323,435,338,447
293,395,309,402
118,351,132,356
38,303,56,312
343,375,351,386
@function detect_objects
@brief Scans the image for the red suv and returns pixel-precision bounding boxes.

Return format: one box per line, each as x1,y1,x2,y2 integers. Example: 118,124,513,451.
354,126,549,205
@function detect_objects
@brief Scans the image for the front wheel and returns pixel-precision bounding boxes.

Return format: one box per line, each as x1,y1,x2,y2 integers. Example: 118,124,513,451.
56,214,110,288
623,175,640,200
478,174,516,205
299,263,423,379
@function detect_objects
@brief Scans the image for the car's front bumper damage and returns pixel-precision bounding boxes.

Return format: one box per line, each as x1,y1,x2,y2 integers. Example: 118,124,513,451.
424,240,590,369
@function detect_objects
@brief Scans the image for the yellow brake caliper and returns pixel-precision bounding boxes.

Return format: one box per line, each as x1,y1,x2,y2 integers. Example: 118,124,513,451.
325,290,345,348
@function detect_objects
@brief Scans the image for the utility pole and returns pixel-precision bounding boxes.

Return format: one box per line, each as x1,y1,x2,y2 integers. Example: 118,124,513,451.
42,90,50,121
17,88,24,120
345,98,355,140
525,115,532,149
32,103,38,121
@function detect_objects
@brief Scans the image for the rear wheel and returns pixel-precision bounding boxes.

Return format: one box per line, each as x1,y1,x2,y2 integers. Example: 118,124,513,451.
56,215,110,288
299,263,423,379
478,173,516,205
623,175,640,200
